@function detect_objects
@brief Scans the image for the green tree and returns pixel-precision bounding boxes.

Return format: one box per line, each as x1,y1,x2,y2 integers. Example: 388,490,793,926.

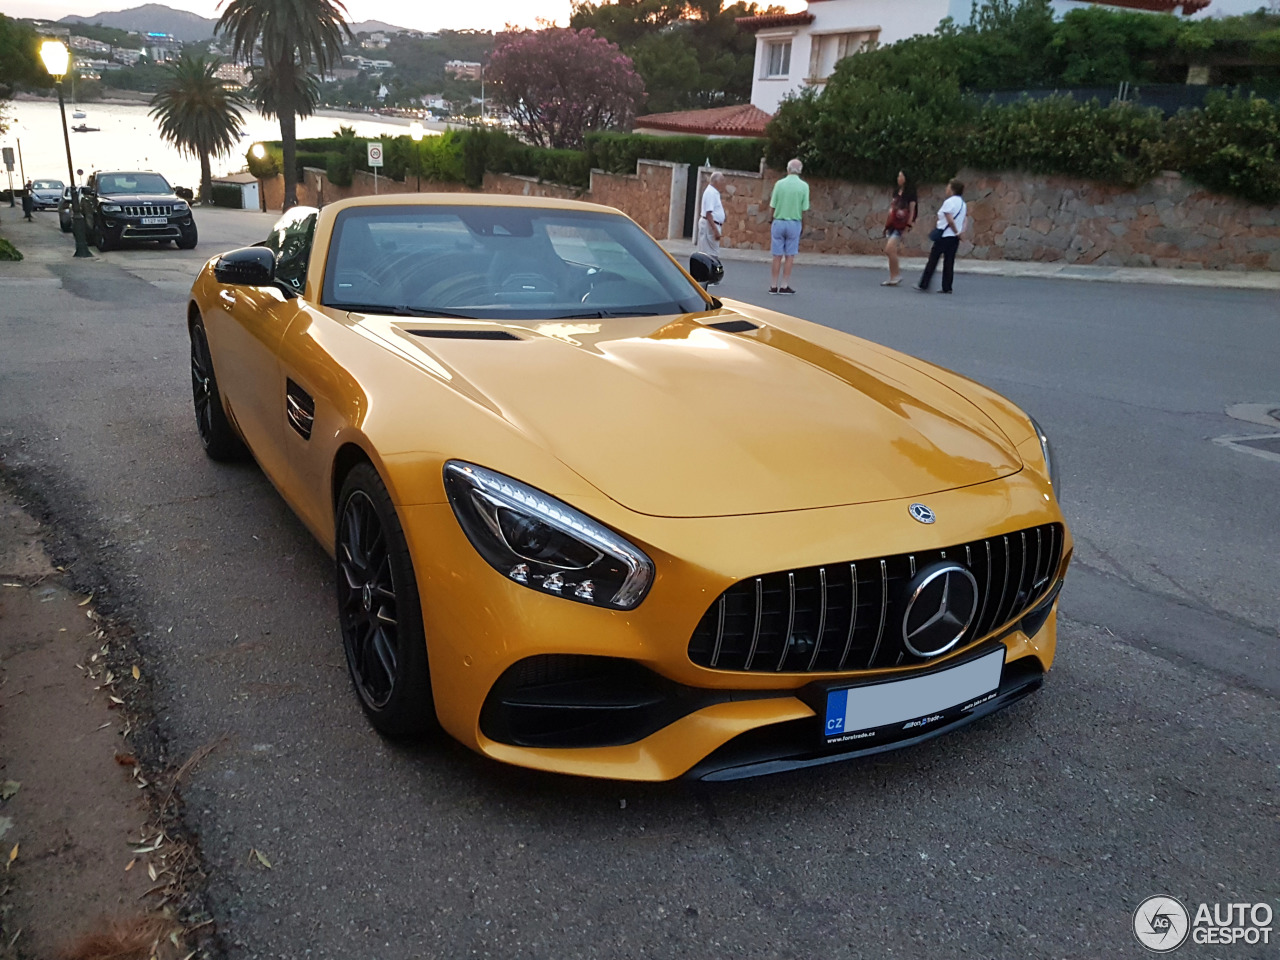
150,53,248,202
0,14,50,133
218,0,353,208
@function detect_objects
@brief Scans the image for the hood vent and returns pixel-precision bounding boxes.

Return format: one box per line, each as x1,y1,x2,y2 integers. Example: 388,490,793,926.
409,329,522,341
706,319,760,333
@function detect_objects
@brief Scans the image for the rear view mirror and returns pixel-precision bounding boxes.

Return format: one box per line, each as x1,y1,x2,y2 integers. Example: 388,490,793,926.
689,252,724,287
214,246,276,286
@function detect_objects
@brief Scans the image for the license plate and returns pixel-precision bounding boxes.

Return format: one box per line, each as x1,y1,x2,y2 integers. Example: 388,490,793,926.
823,647,1005,743
140,216,166,225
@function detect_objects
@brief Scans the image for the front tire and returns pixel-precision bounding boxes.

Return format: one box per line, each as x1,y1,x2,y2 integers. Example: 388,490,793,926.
59,216,71,233
177,225,198,250
336,463,435,738
189,316,248,461
93,221,113,252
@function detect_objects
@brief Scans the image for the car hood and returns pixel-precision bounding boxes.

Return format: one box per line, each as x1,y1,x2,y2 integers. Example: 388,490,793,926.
383,308,1024,518
99,193,179,204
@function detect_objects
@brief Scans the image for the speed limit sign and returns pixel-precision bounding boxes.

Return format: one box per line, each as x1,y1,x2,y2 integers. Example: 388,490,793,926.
367,142,384,168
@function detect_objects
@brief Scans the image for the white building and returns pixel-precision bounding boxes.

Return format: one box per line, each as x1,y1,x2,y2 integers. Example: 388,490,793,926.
739,0,1212,115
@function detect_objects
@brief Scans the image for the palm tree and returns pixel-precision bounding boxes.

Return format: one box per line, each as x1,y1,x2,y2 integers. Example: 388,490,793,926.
150,54,247,204
218,0,352,209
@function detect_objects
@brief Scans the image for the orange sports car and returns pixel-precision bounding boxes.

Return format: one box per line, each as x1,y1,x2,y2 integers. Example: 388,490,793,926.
186,194,1070,781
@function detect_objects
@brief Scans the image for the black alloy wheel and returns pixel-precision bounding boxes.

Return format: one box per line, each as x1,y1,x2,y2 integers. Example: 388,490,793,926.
189,317,247,461
177,225,198,250
94,221,112,252
336,463,434,738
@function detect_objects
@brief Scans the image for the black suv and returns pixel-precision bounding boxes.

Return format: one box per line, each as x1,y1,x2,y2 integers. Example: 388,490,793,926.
81,170,197,251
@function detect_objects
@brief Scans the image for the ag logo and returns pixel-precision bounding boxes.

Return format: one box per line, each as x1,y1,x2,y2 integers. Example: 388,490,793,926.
1134,895,1190,953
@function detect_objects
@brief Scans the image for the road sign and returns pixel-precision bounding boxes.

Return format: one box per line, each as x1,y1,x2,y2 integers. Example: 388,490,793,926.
1,148,13,172
367,142,384,168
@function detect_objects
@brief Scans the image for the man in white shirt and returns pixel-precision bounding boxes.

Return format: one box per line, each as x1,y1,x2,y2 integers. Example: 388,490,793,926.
697,172,726,256
917,179,967,294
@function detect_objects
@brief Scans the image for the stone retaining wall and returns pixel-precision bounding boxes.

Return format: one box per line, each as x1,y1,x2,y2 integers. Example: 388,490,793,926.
258,162,1280,270
699,167,1280,271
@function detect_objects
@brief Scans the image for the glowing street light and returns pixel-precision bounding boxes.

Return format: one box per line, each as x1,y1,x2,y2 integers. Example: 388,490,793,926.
250,142,266,160
41,39,91,258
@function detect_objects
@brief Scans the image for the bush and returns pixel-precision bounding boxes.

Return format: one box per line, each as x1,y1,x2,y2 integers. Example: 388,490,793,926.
968,95,1165,186
0,238,22,262
209,183,242,208
1167,91,1280,205
246,145,281,179
585,132,766,174
326,152,353,187
296,151,330,178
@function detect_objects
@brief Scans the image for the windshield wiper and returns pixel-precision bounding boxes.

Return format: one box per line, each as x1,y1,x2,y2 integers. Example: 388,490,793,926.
549,309,660,319
338,304,477,319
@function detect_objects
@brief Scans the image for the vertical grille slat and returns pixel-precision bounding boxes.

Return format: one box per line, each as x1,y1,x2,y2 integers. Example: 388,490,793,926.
687,523,1065,674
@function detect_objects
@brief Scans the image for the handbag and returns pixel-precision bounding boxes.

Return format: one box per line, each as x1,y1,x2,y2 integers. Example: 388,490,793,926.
928,226,944,243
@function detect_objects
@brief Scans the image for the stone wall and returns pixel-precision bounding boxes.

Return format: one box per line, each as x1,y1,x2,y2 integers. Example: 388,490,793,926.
698,167,1280,271
260,160,685,241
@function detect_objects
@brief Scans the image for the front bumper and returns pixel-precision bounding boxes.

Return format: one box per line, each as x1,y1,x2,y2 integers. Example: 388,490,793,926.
102,216,195,241
398,470,1070,781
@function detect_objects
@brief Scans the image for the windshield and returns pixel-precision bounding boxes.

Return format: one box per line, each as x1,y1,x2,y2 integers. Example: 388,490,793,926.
322,205,712,320
97,173,172,195
34,180,63,190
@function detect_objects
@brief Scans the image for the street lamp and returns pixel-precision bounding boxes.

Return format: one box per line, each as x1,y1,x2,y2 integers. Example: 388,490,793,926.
409,121,424,192
40,39,92,258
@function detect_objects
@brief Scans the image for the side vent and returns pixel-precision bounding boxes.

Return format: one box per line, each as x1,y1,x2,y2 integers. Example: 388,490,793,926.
707,319,760,333
409,329,522,341
285,379,315,440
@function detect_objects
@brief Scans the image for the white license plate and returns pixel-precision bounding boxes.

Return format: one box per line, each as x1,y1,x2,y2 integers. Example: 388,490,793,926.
140,216,166,225
824,647,1005,740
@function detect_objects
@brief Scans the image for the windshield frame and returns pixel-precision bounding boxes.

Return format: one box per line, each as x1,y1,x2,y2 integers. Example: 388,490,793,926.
320,203,715,321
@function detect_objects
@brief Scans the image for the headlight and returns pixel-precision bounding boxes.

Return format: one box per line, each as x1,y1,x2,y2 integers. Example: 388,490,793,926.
172,201,189,212
1029,417,1060,495
101,203,121,213
444,461,654,609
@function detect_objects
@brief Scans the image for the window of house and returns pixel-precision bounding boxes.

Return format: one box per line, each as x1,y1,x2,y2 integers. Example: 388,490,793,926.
763,40,792,79
807,30,880,81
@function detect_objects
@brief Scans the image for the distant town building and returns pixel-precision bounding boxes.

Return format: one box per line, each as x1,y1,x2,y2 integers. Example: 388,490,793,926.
214,63,251,87
142,32,182,62
445,60,483,80
112,47,145,65
361,32,389,49
69,35,113,54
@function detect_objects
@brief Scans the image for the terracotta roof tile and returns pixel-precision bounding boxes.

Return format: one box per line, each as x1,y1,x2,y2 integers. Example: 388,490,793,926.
734,11,815,32
634,104,773,138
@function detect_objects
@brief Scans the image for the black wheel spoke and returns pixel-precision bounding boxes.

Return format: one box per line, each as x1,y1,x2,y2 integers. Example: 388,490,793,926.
338,488,404,712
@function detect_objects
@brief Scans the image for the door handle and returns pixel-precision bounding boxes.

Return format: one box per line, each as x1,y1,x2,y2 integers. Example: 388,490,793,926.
218,289,236,310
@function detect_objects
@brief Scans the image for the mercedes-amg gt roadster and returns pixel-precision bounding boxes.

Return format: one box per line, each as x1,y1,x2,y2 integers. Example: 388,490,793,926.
186,194,1070,781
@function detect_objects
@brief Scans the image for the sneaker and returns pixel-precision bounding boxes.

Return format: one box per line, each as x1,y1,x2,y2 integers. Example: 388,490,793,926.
769,286,779,295
914,284,928,292
939,289,953,294
881,278,901,286
779,286,795,295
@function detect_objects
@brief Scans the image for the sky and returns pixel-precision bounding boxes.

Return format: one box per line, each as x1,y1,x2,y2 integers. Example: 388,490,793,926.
0,0,1267,34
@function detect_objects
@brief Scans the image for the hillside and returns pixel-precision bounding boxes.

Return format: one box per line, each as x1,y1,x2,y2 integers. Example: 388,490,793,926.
350,20,412,35
59,4,216,41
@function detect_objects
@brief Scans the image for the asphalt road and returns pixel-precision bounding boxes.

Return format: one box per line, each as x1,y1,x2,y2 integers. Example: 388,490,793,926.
1,208,1277,960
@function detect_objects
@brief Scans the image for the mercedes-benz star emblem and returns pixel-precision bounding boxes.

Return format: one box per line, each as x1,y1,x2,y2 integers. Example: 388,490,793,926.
902,562,980,658
908,503,936,524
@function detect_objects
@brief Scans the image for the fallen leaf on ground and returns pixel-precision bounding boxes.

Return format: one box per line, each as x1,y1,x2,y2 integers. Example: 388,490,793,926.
250,848,272,869
7,843,17,869
125,858,136,871
78,593,93,606
0,781,19,801
0,816,13,839
114,753,137,767
147,862,157,881
131,665,140,680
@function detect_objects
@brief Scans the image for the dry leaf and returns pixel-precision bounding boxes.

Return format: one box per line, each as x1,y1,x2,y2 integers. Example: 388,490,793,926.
7,843,17,869
78,593,93,606
250,848,272,869
147,862,157,881
0,781,19,801
125,858,136,871
114,753,137,767
131,665,141,680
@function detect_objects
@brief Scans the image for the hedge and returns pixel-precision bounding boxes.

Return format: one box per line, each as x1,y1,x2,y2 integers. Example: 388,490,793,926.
0,238,22,262
585,132,767,175
209,183,243,209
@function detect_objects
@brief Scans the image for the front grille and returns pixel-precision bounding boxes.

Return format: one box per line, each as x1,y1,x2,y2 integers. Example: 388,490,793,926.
120,204,174,217
688,523,1064,674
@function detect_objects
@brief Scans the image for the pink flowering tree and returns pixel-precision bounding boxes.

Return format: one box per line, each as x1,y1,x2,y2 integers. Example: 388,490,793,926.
488,27,646,149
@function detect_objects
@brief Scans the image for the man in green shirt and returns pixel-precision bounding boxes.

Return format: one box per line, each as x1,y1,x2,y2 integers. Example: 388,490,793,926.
768,158,810,295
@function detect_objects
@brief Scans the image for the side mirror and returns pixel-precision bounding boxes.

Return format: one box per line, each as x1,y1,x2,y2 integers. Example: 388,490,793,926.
689,252,724,288
214,246,276,286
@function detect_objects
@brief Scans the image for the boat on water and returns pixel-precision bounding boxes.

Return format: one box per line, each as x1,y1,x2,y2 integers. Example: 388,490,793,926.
72,110,87,119
72,124,100,133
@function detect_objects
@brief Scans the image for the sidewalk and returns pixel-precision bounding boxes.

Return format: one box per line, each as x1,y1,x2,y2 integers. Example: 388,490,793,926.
662,238,1280,291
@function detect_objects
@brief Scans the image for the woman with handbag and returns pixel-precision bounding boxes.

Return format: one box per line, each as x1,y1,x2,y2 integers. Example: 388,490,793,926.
917,179,966,294
881,170,917,286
